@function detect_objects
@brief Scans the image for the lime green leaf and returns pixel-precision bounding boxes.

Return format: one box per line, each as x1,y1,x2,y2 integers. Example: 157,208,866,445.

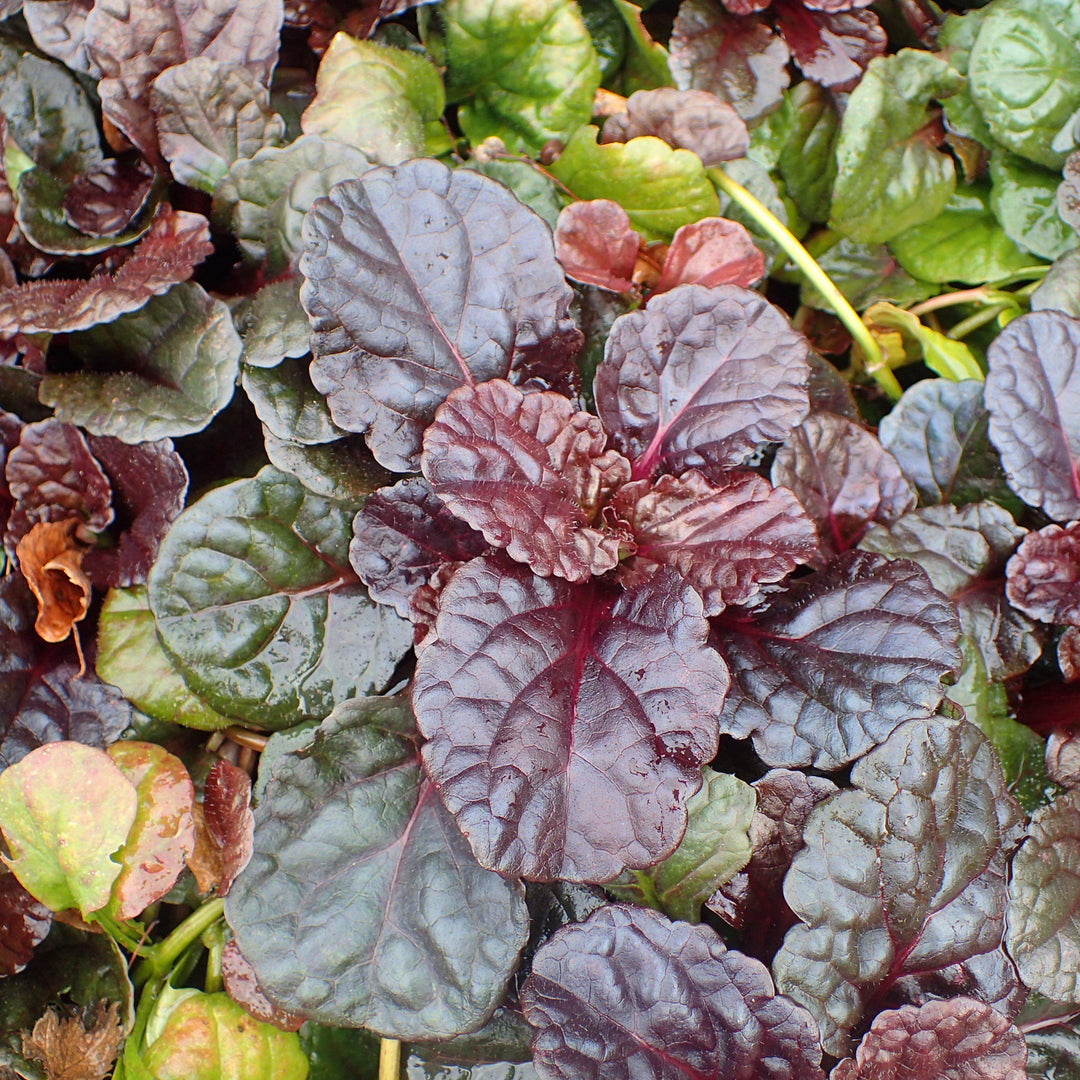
301,33,444,164
444,0,600,152
143,992,308,1080
0,743,138,917
968,0,1080,169
888,184,1035,285
778,82,840,225
606,768,755,923
96,586,232,732
829,50,963,243
549,125,718,241
864,302,983,381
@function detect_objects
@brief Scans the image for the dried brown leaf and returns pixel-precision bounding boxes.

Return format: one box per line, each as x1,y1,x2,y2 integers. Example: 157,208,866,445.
15,519,91,644
21,1003,124,1080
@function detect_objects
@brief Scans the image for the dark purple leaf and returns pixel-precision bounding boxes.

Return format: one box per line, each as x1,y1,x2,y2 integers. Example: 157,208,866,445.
985,310,1080,521
225,695,529,1038
412,557,729,882
653,217,766,293
0,869,51,976
301,160,579,472
1006,521,1080,625
774,717,1024,1056
349,477,488,619
0,206,213,337
520,904,825,1080
887,950,1027,1023
877,379,1016,510
1060,627,1080,681
1048,729,1080,788
709,768,837,957
830,998,1026,1080
669,1,791,123
774,4,886,91
553,200,639,293
81,436,189,588
614,469,817,615
860,502,1038,681
3,419,113,557
1006,790,1080,1003
62,157,155,237
771,414,915,567
1059,151,1080,232
806,352,860,421
599,88,750,165
595,284,811,479
85,0,283,162
421,380,632,582
203,759,254,895
221,938,304,1032
715,550,961,768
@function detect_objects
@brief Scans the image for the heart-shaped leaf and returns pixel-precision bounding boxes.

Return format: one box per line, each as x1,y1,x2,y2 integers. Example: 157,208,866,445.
713,550,962,768
412,557,729,882
773,717,1024,1055
147,465,412,729
226,696,529,1038
301,159,579,472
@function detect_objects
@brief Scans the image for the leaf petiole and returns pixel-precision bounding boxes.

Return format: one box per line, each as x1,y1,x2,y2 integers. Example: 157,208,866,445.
133,897,226,988
708,167,901,399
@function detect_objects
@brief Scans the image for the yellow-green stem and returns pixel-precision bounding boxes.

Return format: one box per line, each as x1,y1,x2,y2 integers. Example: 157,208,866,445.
379,1038,401,1080
133,898,225,988
708,167,901,399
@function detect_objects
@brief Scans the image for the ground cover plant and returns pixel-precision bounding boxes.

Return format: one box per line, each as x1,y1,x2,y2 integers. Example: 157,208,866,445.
2,0,1080,1076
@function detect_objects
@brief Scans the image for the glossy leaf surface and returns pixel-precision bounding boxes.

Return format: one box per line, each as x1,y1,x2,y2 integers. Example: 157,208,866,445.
147,466,412,728
226,696,529,1038
1006,521,1080,625
553,199,639,292
714,551,962,768
202,759,254,895
774,718,1024,1055
596,284,810,478
301,160,578,472
520,904,825,1080
412,557,729,882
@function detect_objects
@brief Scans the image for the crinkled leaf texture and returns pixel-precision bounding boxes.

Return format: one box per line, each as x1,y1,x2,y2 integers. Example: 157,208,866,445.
1006,521,1080,626
713,550,962,769
771,413,915,568
1006,789,1080,1003
554,199,639,292
147,466,412,729
520,903,825,1080
653,217,766,294
40,282,240,444
614,469,817,616
301,159,579,472
422,379,631,582
985,310,1080,521
411,556,729,882
830,998,1026,1080
349,477,488,620
0,742,137,917
773,717,1025,1056
202,759,254,895
595,284,810,479
226,695,529,1039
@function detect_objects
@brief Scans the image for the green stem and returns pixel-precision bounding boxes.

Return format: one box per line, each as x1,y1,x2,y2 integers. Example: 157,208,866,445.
203,923,225,995
379,1038,401,1080
91,912,146,954
133,898,225,989
948,303,1009,340
708,167,900,399
989,265,1050,288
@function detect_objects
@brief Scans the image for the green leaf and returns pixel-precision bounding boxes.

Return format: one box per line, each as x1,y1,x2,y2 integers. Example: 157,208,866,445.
466,159,563,230
262,432,394,504
888,185,1035,285
225,696,529,1038
443,0,600,153
299,1024,380,1080
610,0,673,94
0,743,137,917
40,282,241,443
937,10,995,149
143,992,308,1080
549,125,718,241
301,32,444,164
242,359,344,446
147,466,412,729
968,0,1080,169
211,134,371,273
233,278,311,370
606,768,755,923
863,302,984,381
579,0,627,83
778,82,840,225
829,50,963,243
96,586,232,733
151,57,288,194
989,150,1078,262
